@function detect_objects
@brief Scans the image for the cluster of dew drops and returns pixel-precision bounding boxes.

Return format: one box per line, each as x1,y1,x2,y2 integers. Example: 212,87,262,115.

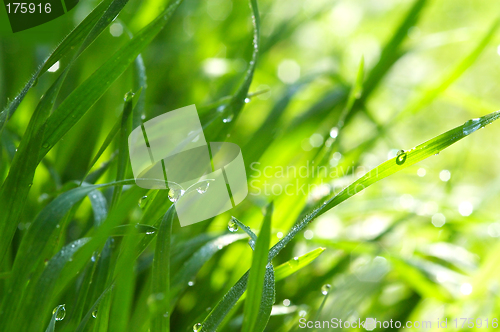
138,182,210,208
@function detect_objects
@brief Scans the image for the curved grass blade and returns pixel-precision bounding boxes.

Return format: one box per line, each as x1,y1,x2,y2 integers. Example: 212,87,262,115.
230,216,257,249
170,233,247,306
75,284,114,332
242,202,273,332
0,0,132,268
0,0,114,133
150,206,175,332
88,189,109,228
206,0,260,140
252,264,275,332
39,0,184,160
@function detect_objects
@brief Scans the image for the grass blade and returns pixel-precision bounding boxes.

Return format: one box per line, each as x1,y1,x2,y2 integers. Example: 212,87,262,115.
39,0,184,160
150,205,175,332
274,248,326,281
242,202,273,332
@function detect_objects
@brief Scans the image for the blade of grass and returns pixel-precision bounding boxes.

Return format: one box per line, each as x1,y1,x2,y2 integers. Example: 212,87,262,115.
38,0,184,161
0,0,115,133
150,206,175,332
242,202,273,332
110,91,134,208
274,248,326,281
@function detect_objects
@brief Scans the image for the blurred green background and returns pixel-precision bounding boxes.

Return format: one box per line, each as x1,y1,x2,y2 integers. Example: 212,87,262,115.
2,0,500,331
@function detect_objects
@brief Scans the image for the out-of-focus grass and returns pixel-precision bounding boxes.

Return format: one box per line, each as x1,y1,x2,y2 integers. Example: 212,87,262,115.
1,0,500,331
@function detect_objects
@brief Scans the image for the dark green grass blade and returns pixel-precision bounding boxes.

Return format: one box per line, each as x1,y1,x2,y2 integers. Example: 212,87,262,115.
151,206,175,332
242,202,273,332
170,233,247,306
0,72,63,265
0,0,132,268
24,238,91,332
0,180,135,330
0,0,114,133
110,91,134,208
88,190,109,228
38,0,184,161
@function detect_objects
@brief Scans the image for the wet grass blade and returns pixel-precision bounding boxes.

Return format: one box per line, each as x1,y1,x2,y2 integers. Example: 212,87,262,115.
0,0,115,133
242,202,273,332
110,91,134,208
39,0,184,160
151,206,175,332
269,110,500,260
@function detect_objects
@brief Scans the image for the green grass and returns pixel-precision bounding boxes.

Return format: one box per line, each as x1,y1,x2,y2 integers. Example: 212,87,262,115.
1,0,500,331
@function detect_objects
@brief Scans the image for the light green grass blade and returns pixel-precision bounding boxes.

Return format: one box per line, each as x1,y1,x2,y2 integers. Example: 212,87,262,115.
268,111,500,260
253,264,275,332
242,202,273,332
274,248,326,281
150,206,175,332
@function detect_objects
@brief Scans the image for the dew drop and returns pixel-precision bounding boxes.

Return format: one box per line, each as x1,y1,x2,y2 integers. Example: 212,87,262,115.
248,239,255,248
244,97,251,103
222,114,234,123
193,322,202,331
290,257,299,267
396,150,407,165
52,304,66,321
188,280,195,287
92,309,98,318
168,187,182,203
228,220,238,232
196,182,210,194
124,91,135,102
42,143,49,149
463,118,481,135
321,284,331,295
138,195,148,208
163,312,169,318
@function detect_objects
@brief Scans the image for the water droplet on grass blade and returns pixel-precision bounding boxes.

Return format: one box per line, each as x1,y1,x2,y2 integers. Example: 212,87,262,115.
196,182,210,194
168,187,183,203
228,220,238,232
321,284,331,295
188,280,195,286
244,97,251,103
138,195,148,208
52,304,66,321
193,323,202,331
396,150,407,165
463,118,481,135
92,309,98,318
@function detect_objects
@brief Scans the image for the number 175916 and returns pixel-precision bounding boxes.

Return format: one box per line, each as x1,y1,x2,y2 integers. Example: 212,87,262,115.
6,3,52,14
